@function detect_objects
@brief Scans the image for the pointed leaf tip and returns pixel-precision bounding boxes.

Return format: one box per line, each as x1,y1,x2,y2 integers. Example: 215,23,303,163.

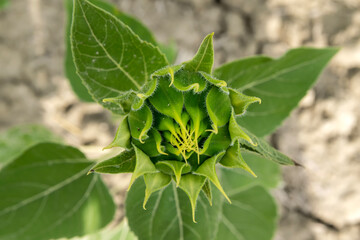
178,174,206,223
128,145,157,191
183,33,214,74
143,172,171,209
195,152,232,203
220,141,257,177
155,161,191,186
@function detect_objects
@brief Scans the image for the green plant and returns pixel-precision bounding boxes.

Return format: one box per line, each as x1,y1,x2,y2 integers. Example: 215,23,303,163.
0,0,338,240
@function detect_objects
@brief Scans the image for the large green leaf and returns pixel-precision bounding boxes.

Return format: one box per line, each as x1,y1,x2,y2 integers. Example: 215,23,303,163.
0,125,62,168
65,0,172,102
126,153,280,240
0,143,115,240
71,0,168,113
214,48,339,136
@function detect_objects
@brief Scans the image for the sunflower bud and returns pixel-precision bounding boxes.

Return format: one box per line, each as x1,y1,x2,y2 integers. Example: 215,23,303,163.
101,33,261,222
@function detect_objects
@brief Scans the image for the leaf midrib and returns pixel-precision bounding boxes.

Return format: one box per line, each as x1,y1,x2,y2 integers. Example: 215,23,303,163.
0,164,90,216
76,0,141,90
230,52,331,91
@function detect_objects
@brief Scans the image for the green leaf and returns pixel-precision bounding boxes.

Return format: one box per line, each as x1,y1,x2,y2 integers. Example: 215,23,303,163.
155,161,191,186
131,78,158,110
128,145,157,190
228,111,254,146
0,125,62,168
240,128,294,165
143,172,171,209
65,0,166,102
132,129,166,157
214,48,339,136
102,91,136,114
0,143,115,240
214,185,277,240
195,152,231,203
200,72,227,89
201,125,231,156
104,115,131,150
206,86,231,134
184,33,214,74
91,148,135,174
220,141,256,177
71,0,168,113
149,77,184,125
126,179,223,240
202,179,212,205
172,69,207,92
178,174,206,222
128,104,153,143
222,151,281,190
65,0,93,102
228,88,261,115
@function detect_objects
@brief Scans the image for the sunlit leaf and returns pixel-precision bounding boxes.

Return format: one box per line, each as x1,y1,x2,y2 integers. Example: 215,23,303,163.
0,143,115,240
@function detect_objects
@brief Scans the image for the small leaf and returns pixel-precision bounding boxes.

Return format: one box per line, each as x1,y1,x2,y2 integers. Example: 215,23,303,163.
102,91,136,114
183,33,214,74
206,86,231,134
222,152,281,190
214,48,339,136
151,65,182,82
132,129,166,157
104,115,131,150
228,88,261,115
128,104,153,143
240,128,294,165
71,0,168,113
171,69,207,92
178,174,206,223
91,148,136,174
220,141,256,177
149,77,184,125
157,116,177,135
201,125,231,156
0,143,115,240
128,145,157,190
155,161,191,186
202,179,212,206
143,172,171,209
131,78,158,110
228,111,255,146
195,152,231,203
200,71,228,93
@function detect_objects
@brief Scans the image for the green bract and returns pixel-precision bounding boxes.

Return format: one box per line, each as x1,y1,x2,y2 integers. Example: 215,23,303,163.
90,32,293,221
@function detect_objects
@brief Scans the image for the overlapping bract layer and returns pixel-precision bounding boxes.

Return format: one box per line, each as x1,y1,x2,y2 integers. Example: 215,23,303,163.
93,33,292,221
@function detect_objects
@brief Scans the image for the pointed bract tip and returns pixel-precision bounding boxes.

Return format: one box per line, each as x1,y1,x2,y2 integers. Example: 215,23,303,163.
143,191,150,210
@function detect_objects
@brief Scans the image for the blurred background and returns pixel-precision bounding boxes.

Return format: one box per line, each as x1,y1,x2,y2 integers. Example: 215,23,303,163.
0,0,359,239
